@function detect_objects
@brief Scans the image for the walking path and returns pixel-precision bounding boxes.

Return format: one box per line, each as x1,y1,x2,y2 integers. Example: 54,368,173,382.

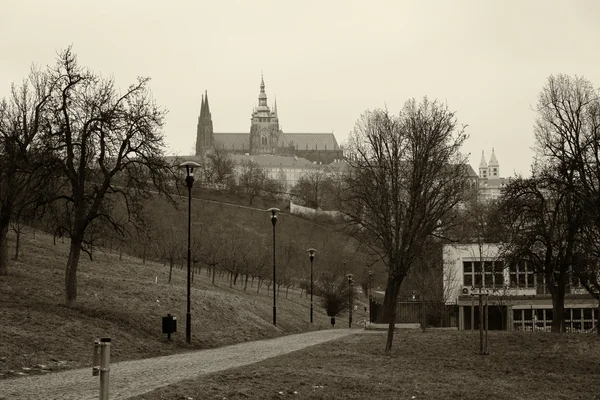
0,329,364,400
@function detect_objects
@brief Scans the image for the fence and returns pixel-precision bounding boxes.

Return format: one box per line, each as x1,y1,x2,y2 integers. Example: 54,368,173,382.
370,299,458,328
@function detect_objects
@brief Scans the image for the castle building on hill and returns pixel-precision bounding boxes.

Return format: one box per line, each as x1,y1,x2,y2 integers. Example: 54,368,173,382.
196,76,343,164
477,148,509,202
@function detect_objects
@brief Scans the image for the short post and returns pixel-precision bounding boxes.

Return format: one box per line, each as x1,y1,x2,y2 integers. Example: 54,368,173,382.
347,274,354,329
92,337,111,400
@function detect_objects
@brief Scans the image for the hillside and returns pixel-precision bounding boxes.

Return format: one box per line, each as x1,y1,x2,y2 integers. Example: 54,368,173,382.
0,229,367,380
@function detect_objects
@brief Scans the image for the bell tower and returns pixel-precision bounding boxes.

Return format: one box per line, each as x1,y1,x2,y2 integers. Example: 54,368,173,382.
249,74,280,154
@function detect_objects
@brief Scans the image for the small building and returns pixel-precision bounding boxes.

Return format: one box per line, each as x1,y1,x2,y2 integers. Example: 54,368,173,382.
443,243,598,332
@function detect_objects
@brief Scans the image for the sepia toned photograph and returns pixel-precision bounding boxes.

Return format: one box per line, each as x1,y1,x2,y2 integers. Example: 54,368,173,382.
1,1,599,399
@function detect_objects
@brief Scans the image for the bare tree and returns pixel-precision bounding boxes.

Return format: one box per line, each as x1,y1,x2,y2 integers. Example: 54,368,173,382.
206,147,235,186
340,100,470,354
40,48,175,305
498,174,582,332
237,160,269,205
291,166,327,209
0,66,56,275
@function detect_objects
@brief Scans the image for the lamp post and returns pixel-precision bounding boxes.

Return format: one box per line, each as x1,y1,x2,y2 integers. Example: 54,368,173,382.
347,273,354,329
307,248,317,323
267,208,280,326
368,270,373,323
179,161,200,345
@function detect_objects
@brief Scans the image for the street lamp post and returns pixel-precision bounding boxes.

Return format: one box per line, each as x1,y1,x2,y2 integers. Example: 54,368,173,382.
347,273,354,329
307,248,317,323
368,270,373,323
179,161,200,345
267,208,280,326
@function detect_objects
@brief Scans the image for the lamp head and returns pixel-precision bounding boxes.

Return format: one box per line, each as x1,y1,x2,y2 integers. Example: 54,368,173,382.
307,248,317,261
347,273,354,283
178,161,201,177
267,207,280,226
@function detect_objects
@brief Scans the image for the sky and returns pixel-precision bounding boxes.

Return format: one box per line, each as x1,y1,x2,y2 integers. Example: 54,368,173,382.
2,0,600,177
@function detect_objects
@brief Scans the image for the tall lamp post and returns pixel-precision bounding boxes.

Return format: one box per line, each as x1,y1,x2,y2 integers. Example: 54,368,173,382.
267,208,280,326
347,273,354,329
368,270,373,323
307,248,317,323
179,161,200,345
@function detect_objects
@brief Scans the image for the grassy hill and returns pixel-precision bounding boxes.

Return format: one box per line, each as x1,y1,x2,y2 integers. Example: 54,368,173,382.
0,229,368,380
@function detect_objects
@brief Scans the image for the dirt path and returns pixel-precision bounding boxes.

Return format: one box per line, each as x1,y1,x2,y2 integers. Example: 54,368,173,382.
0,329,363,400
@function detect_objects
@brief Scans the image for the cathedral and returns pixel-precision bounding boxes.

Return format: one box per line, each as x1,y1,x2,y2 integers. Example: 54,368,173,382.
196,76,343,164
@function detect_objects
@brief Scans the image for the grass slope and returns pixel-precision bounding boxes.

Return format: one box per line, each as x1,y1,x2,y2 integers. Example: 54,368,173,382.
0,230,366,380
132,329,600,400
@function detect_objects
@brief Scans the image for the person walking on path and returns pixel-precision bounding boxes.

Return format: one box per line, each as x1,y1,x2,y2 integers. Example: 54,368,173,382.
0,329,363,400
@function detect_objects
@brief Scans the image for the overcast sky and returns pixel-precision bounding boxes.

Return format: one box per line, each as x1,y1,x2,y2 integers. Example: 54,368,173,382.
2,0,599,176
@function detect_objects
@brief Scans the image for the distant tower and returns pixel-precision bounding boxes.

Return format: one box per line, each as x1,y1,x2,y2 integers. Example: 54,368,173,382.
196,91,214,155
488,148,499,178
249,75,280,154
479,150,488,179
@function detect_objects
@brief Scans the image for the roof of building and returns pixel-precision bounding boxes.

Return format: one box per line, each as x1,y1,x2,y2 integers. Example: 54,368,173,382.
214,133,250,151
281,133,340,151
231,154,316,168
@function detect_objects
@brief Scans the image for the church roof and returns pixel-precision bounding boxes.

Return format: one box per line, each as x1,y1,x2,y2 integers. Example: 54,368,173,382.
280,133,340,151
213,133,250,151
231,154,315,168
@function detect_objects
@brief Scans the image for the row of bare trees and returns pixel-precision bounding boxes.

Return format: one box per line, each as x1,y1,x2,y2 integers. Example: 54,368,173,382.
0,47,176,306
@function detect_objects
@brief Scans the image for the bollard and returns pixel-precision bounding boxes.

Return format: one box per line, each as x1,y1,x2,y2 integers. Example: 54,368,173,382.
92,339,100,376
99,338,111,400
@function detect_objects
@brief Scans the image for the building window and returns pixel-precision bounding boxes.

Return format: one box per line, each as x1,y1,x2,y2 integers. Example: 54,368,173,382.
509,261,535,288
463,260,503,288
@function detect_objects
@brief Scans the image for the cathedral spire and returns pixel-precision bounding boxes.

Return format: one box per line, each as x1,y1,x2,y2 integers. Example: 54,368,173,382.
274,97,278,117
258,74,268,108
200,93,205,118
204,90,211,116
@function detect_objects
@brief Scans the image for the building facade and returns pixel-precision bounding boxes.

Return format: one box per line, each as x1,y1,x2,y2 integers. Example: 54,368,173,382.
195,76,343,164
477,148,509,202
443,243,598,332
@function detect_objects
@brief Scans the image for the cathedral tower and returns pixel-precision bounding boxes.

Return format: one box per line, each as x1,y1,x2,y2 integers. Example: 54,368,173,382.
196,91,214,155
488,148,499,178
249,75,280,154
479,150,488,178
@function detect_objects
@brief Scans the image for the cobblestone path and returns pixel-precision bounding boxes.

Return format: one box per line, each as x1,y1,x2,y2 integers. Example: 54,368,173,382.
0,329,363,400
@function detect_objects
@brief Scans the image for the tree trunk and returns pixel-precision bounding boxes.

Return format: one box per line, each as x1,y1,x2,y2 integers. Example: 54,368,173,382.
233,273,239,286
257,278,261,293
168,258,174,284
0,216,10,276
14,226,20,261
244,275,249,291
383,275,402,355
597,297,600,336
550,288,566,332
65,235,83,307
212,266,216,285
142,244,147,264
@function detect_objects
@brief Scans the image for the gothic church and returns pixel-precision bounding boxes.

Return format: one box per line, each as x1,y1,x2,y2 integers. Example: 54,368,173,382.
196,76,343,164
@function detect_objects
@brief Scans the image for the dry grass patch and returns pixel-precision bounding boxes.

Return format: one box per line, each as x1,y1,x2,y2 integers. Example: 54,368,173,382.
132,329,600,400
0,230,364,380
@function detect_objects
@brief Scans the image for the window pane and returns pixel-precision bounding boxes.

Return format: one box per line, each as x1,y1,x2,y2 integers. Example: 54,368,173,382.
484,261,493,272
572,309,581,320
509,263,517,273
474,262,482,273
474,274,482,287
513,309,522,321
583,308,592,319
495,273,504,286
526,273,535,288
484,273,493,286
510,274,518,287
524,309,532,320
463,262,472,273
545,309,553,321
464,274,472,286
518,274,526,287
